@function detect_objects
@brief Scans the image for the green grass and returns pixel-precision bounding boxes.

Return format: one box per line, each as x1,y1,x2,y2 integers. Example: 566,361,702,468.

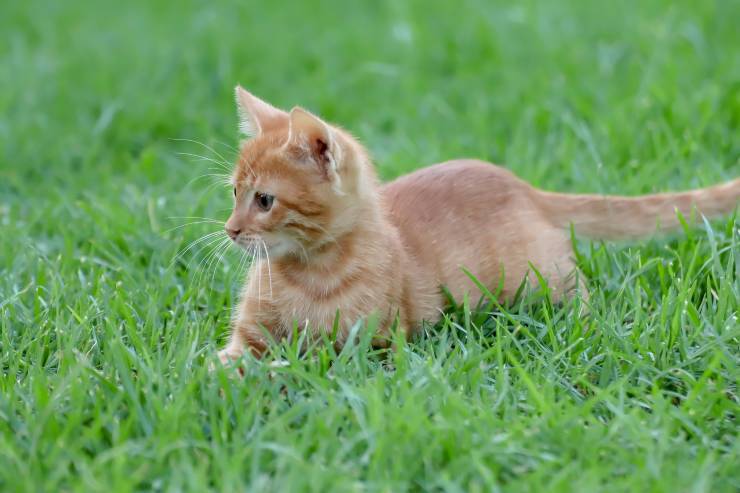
1,0,739,491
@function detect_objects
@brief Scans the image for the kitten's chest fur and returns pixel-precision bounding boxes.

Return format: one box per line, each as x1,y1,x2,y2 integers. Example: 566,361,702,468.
243,227,419,343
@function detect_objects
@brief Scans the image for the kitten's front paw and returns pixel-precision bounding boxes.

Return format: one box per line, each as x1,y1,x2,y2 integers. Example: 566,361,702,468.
212,348,246,376
218,348,241,364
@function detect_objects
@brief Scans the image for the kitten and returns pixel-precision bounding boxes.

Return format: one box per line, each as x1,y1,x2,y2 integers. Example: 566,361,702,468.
218,86,739,364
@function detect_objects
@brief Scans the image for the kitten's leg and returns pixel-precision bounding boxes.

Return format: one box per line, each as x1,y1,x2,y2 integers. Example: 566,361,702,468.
218,319,270,365
545,260,589,303
217,329,248,366
218,296,250,365
217,261,274,367
529,229,589,307
545,255,591,324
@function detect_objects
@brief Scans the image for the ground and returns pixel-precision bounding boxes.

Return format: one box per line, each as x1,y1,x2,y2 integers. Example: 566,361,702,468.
1,0,738,491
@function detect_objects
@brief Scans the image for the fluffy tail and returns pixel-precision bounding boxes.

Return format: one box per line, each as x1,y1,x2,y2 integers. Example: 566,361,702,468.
534,179,740,240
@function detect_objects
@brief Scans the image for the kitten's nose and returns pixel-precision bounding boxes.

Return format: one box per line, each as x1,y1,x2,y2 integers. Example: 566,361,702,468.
225,226,241,240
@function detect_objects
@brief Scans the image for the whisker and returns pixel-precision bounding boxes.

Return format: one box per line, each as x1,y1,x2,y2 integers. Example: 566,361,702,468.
195,237,230,288
261,239,273,299
181,170,232,194
209,238,233,288
171,138,233,170
177,234,227,290
168,216,225,222
196,179,234,197
298,242,310,263
206,166,232,175
192,172,232,185
193,235,228,272
213,140,239,153
236,243,251,279
176,151,231,172
163,219,224,234
170,231,225,268
258,243,264,307
238,241,257,284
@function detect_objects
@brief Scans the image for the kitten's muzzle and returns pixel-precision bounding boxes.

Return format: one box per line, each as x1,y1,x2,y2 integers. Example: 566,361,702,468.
225,225,241,240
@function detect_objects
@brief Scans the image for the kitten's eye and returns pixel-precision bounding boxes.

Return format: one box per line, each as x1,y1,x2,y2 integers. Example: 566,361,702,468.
255,192,274,212
233,187,237,197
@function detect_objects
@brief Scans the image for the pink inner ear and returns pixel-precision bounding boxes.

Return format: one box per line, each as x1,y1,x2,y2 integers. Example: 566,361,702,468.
314,138,329,160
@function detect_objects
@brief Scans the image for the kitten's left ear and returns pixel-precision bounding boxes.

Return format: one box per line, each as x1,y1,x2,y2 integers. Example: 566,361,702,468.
287,107,341,183
235,85,287,137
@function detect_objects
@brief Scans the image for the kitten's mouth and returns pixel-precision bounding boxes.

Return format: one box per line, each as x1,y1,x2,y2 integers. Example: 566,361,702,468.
233,235,283,257
232,234,298,259
233,234,260,249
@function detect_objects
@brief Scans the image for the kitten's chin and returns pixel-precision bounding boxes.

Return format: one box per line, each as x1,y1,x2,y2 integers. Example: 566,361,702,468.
232,235,299,259
233,237,254,250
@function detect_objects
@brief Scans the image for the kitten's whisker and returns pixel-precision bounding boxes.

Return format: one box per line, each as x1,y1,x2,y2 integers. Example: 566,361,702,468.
198,179,234,197
185,235,226,289
241,241,257,286
297,242,310,263
196,237,230,288
213,140,239,153
191,236,229,282
170,231,224,268
203,170,234,189
256,243,262,308
261,239,273,299
192,236,224,277
182,172,231,191
248,240,259,262
171,138,233,170
236,243,251,279
209,238,232,288
164,220,224,234
176,151,231,172
176,231,224,257
205,167,232,179
199,172,232,185
168,216,224,222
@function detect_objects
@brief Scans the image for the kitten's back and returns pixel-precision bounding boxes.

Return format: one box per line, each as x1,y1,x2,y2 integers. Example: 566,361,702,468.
382,160,558,300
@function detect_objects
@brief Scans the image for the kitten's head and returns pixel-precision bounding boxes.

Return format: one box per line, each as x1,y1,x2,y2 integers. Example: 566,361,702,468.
225,86,373,259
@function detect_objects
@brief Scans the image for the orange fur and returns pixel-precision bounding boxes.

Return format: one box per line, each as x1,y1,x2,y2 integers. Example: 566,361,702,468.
218,87,740,364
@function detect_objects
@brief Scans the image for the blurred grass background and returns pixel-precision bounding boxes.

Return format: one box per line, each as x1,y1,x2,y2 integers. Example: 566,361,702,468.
0,0,738,491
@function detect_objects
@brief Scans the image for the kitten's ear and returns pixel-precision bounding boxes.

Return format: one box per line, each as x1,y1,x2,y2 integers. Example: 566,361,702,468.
234,86,287,137
287,107,341,183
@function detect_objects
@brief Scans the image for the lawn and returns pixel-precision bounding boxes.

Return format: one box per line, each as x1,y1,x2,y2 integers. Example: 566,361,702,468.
1,0,739,491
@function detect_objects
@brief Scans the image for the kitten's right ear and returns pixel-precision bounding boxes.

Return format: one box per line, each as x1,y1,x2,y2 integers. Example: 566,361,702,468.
235,86,288,137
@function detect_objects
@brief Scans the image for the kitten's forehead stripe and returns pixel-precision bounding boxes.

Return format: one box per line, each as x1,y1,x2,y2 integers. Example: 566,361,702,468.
235,130,282,176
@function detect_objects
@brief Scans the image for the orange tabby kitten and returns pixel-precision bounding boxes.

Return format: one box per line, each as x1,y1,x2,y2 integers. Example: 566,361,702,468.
218,86,739,364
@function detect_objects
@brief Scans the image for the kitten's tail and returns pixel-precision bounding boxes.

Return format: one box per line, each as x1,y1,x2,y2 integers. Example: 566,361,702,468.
534,178,740,240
